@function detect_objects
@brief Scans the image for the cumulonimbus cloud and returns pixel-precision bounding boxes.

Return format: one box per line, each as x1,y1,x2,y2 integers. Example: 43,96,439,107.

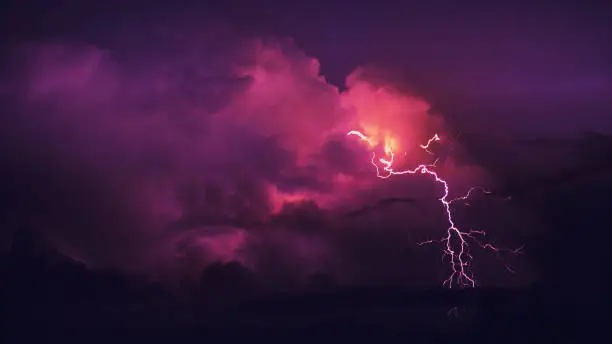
0,27,533,287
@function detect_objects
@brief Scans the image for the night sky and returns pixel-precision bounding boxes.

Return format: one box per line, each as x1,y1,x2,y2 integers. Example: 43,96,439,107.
0,0,610,291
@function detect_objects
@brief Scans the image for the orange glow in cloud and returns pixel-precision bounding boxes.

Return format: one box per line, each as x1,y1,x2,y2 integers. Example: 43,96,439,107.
346,128,521,288
340,69,435,159
224,44,452,216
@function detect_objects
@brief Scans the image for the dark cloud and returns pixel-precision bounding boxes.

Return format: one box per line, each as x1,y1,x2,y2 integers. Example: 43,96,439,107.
0,21,542,289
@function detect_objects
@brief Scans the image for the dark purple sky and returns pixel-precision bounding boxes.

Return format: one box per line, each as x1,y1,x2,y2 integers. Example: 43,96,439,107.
2,1,610,137
0,0,609,289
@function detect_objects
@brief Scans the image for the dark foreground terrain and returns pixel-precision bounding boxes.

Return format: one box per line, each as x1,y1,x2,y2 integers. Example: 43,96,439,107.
0,245,598,342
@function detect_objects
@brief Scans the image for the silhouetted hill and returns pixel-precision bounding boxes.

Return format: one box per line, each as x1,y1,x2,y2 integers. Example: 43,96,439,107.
0,239,587,341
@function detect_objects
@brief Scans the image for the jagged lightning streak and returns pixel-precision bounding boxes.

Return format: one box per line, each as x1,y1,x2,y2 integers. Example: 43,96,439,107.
347,130,520,288
420,133,440,155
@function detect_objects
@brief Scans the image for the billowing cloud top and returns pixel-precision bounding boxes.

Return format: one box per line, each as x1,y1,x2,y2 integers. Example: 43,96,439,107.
0,29,533,288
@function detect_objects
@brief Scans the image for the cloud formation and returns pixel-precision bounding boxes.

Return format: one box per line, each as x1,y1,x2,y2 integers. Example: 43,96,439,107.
0,27,532,288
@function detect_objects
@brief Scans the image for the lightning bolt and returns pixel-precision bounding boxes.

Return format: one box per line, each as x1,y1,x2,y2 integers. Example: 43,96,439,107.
419,133,440,155
347,130,520,288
